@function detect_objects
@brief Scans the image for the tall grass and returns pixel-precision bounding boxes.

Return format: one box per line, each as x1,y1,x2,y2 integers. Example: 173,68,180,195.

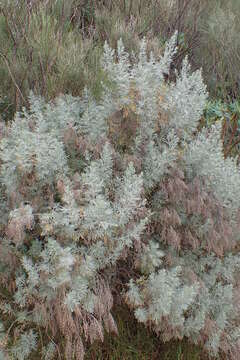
0,0,239,122
195,0,240,100
0,0,104,118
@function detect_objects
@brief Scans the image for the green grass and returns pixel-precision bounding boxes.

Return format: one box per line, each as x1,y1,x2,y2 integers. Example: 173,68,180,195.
84,305,206,360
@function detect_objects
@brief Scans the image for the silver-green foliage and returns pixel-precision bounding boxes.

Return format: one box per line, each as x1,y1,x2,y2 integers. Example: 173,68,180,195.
0,33,240,359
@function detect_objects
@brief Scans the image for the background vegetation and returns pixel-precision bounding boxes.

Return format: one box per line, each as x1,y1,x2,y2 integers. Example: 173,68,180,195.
0,0,240,359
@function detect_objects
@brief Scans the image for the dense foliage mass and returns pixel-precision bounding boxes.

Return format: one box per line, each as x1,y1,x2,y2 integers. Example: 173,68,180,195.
0,33,240,359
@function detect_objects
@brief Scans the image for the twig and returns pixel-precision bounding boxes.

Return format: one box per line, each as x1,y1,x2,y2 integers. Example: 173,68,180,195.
224,114,240,157
37,325,44,355
46,333,62,360
38,51,47,94
0,52,26,104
